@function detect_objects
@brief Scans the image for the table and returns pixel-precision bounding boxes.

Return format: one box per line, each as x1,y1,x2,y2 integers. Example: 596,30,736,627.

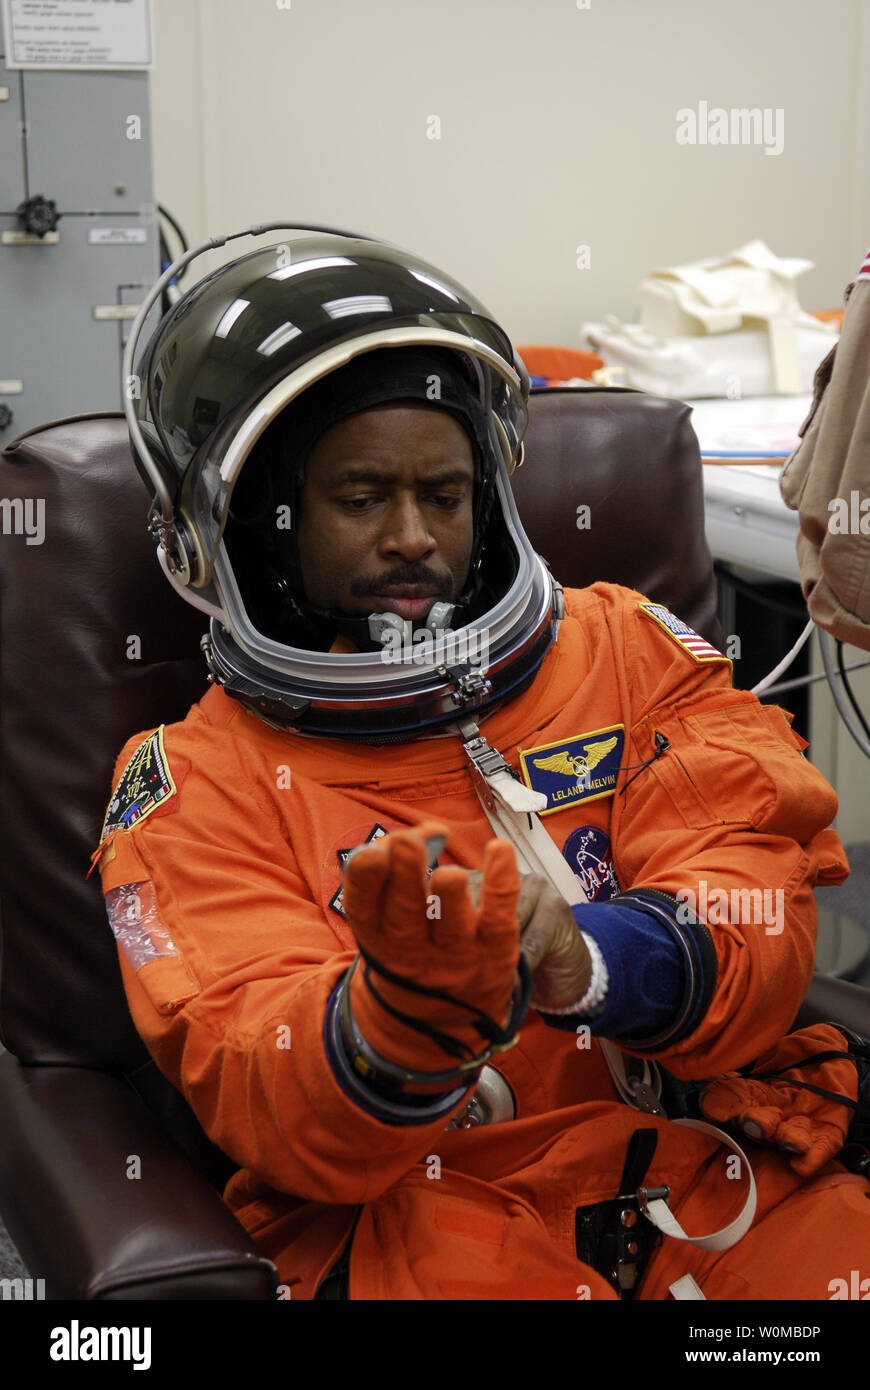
689,394,812,583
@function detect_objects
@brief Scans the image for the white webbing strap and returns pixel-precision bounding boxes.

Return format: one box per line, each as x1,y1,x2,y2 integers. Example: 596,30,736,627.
461,723,664,1110
642,1119,757,1252
460,722,757,1255
473,762,590,904
669,1274,706,1300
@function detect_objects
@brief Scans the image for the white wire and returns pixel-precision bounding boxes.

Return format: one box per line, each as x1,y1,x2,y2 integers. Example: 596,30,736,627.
751,617,816,696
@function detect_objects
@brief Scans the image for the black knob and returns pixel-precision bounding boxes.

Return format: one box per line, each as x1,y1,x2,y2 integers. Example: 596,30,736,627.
0,404,13,432
16,195,61,236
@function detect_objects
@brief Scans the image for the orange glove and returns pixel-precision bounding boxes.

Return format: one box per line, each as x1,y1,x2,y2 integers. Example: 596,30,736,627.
341,820,523,1082
699,1024,859,1177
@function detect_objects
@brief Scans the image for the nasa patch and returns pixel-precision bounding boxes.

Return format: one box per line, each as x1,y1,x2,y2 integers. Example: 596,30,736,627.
100,727,177,841
518,724,625,815
562,826,620,902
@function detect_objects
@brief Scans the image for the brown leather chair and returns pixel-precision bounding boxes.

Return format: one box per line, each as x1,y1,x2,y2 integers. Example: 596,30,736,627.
512,388,722,645
0,388,866,1299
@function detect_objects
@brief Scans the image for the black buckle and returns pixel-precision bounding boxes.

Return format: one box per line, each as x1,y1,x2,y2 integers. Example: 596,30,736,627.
574,1192,661,1298
574,1127,663,1299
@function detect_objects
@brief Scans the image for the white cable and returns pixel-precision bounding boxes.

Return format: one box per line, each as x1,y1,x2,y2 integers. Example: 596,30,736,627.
751,617,815,695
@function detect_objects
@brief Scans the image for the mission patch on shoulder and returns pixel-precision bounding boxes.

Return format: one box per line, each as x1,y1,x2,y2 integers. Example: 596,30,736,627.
637,602,730,665
100,726,177,841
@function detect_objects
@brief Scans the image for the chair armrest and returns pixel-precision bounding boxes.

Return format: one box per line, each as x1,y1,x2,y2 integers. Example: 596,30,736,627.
0,1053,277,1299
793,972,870,1036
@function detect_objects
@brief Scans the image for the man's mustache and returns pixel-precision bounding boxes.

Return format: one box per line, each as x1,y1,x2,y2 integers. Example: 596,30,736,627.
350,566,453,598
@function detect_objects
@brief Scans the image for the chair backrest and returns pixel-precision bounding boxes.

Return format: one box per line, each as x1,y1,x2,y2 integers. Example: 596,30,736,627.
513,388,722,648
0,414,208,1069
0,391,719,1164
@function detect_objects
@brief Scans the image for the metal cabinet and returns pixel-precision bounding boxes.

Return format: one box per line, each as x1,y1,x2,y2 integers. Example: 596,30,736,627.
0,48,159,440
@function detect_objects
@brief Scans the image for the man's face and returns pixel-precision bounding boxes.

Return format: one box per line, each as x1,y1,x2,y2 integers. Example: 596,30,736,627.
296,403,475,634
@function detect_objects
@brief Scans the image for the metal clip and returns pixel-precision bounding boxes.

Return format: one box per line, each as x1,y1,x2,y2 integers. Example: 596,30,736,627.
463,733,512,779
628,1078,667,1116
461,729,513,811
444,1065,516,1129
200,633,226,686
636,1184,670,1215
446,667,493,707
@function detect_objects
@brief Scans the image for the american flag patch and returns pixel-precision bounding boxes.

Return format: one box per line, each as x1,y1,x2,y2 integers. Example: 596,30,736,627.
638,603,730,664
858,248,870,281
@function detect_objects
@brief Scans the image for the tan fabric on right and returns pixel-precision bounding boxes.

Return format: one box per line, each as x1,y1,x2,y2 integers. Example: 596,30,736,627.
780,264,870,651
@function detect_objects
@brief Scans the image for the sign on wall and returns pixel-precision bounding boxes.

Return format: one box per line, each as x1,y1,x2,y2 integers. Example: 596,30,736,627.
1,0,154,70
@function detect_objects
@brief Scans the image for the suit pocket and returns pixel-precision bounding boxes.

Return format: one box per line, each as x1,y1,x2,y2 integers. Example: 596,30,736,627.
639,697,838,838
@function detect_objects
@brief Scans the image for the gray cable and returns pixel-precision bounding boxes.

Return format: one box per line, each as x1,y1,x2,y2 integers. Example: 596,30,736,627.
761,655,870,697
818,628,870,759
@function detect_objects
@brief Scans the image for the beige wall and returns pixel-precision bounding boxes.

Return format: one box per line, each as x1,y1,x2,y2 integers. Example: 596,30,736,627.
150,0,870,336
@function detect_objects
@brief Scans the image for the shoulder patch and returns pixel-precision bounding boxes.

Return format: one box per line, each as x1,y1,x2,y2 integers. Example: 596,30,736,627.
637,602,731,665
101,726,178,842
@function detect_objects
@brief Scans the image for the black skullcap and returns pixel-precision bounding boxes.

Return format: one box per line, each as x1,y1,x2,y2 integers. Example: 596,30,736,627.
278,345,492,484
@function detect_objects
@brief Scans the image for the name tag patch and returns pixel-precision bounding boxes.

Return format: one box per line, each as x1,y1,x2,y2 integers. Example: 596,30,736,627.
638,602,730,664
101,726,177,841
518,725,625,815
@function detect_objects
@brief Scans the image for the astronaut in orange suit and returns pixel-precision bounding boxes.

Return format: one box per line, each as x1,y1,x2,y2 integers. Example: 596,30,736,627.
95,229,870,1301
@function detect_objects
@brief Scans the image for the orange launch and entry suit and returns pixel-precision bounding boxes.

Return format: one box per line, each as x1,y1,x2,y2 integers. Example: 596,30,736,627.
95,583,870,1300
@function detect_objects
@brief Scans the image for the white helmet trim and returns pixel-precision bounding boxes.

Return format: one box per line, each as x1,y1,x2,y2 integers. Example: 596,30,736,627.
214,324,522,490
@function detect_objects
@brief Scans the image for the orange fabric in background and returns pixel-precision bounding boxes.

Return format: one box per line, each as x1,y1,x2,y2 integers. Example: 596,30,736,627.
516,344,604,380
810,308,845,330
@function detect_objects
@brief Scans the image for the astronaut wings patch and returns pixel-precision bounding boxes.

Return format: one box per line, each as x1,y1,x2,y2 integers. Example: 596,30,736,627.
100,726,178,841
637,602,731,665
